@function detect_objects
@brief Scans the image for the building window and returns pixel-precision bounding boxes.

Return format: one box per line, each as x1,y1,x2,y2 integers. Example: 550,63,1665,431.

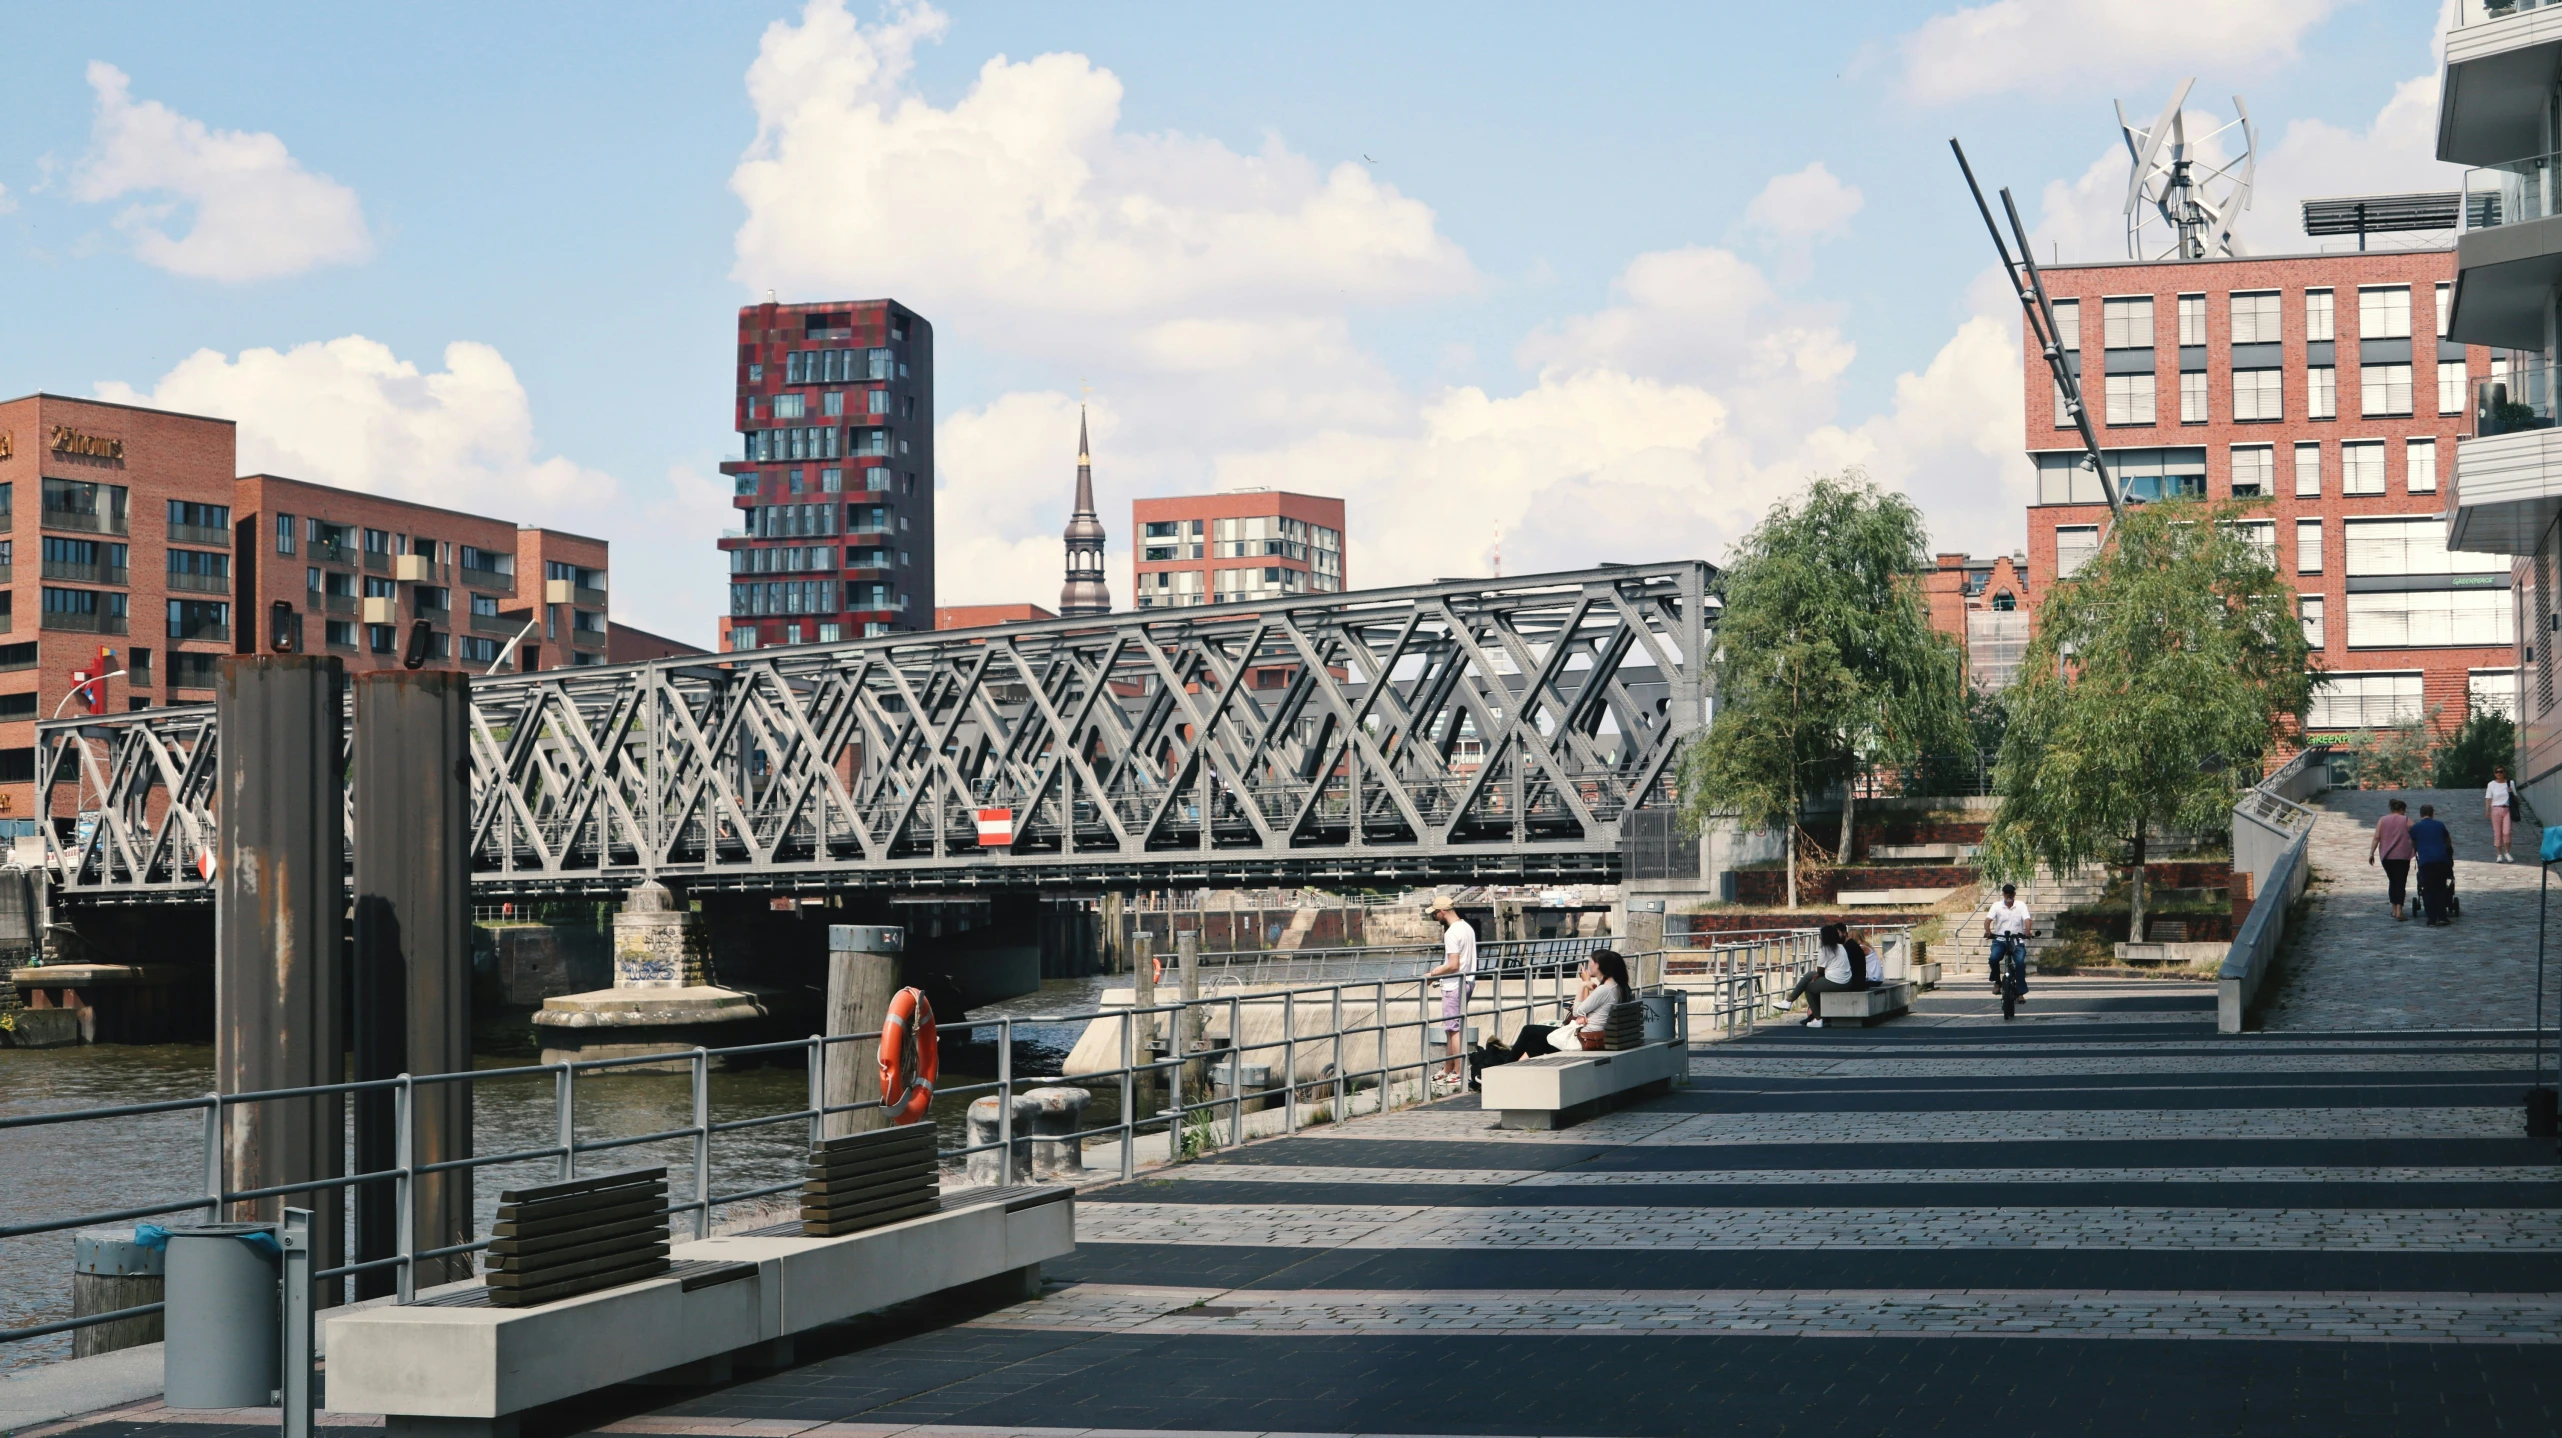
821,467,843,493
772,394,804,420
2307,671,2422,730
2305,288,2334,343
2299,595,2325,650
2361,363,2413,417
2309,365,2337,420
2051,299,2079,353
2292,442,2320,498
275,513,295,555
2102,297,2154,348
168,600,230,642
2439,361,2468,416
868,389,890,415
2055,525,2101,578
368,624,397,654
2344,515,2511,579
2296,519,2322,574
2406,438,2438,494
2104,372,2156,425
2341,441,2386,496
2179,370,2206,423
2230,444,2275,497
2053,377,2076,428
324,619,356,649
818,622,843,643
460,635,499,664
2358,285,2413,339
2237,520,2276,566
2177,294,2206,347
2472,668,2519,720
2232,368,2282,421
2437,282,2454,337
2230,290,2282,344
2346,590,2513,648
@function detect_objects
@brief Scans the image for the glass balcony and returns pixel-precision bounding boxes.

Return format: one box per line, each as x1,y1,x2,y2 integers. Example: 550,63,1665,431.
2462,150,2562,231
2477,375,2557,436
2457,0,2560,23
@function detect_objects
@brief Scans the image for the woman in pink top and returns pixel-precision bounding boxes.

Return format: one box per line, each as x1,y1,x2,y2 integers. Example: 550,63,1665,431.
2369,798,2416,921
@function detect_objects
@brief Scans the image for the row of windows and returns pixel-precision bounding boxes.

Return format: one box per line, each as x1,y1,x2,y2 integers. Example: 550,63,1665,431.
732,466,912,498
743,427,906,463
2057,514,2507,583
2305,669,2515,729
2059,284,2446,351
2037,440,2446,505
782,348,898,385
2063,362,2464,427
1136,566,1342,599
2231,439,2439,499
729,621,896,647
752,389,905,421
731,543,905,574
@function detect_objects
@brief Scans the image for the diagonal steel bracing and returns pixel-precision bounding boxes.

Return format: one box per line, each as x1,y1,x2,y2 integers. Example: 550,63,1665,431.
40,562,1713,901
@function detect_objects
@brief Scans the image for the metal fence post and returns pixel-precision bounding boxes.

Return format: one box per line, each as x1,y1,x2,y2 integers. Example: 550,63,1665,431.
1331,984,1345,1122
691,1048,711,1238
1284,991,1298,1135
1227,993,1242,1146
393,1076,414,1304
201,1097,222,1223
1119,1009,1136,1181
280,1206,314,1438
556,1063,576,1182
805,1036,824,1147
998,1018,1015,1183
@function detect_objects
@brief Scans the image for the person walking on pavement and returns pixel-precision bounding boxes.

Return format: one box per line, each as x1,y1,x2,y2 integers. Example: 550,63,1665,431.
2369,797,2415,920
1984,883,2033,1001
2410,804,2457,926
1423,896,1478,1090
2487,767,2517,863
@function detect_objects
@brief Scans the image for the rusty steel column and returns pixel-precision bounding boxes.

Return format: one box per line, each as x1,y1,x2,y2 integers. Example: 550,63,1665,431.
214,655,346,1285
352,670,473,1293
823,924,904,1139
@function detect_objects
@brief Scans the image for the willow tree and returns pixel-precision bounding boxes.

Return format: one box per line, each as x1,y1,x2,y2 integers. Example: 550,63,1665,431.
1982,497,2314,938
1679,473,1969,907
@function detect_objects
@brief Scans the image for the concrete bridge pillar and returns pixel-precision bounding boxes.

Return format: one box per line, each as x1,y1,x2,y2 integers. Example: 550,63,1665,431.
531,881,768,1068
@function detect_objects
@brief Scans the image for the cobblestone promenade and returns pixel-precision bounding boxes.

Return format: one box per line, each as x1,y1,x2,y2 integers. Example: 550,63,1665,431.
33,971,2561,1437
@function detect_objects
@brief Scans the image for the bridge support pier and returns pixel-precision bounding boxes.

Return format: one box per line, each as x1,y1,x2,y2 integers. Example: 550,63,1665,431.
352,670,476,1294
214,655,346,1281
533,882,769,1069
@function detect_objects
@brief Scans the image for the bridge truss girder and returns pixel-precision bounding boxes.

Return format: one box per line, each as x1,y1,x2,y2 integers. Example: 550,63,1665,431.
42,562,1713,902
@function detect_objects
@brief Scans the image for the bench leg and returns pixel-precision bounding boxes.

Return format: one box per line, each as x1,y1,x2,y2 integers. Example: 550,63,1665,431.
389,1418,518,1438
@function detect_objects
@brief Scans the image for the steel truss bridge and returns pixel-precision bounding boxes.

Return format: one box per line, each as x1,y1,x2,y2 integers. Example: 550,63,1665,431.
41,562,1714,904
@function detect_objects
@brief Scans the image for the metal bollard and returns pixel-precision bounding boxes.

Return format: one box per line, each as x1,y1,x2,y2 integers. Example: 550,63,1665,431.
163,1224,282,1410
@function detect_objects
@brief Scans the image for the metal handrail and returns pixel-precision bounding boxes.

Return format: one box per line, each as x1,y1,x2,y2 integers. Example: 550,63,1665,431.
3,930,1881,1345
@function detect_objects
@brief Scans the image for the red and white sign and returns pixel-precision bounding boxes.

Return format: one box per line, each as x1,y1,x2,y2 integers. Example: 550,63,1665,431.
196,849,217,882
975,808,1015,847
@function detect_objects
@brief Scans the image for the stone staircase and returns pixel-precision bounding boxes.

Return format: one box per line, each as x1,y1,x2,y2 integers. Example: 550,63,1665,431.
1938,866,2111,980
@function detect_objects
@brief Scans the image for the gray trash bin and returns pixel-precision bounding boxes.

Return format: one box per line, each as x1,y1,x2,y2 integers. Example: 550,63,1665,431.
163,1224,281,1410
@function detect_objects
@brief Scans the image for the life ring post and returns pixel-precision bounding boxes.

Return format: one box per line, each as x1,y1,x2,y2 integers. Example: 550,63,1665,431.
823,924,906,1139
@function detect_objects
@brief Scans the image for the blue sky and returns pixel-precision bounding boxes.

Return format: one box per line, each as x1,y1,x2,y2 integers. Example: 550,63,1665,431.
0,1,2456,642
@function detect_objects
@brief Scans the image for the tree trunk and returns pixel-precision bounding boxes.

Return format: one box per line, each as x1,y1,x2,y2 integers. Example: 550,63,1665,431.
2128,829,2149,943
1785,780,1800,910
1838,787,1856,864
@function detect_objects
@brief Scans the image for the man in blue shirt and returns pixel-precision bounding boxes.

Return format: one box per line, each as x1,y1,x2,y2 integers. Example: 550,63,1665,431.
2409,804,2456,926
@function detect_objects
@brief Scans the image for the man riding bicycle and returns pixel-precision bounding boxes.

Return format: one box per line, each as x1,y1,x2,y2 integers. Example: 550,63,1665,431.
1985,883,2035,1017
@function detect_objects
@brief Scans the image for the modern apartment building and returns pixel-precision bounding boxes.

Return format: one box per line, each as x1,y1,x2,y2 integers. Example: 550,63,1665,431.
721,298,936,650
234,475,613,675
2023,250,2503,737
0,395,240,823
1132,490,1344,609
2442,4,2562,815
936,603,1054,630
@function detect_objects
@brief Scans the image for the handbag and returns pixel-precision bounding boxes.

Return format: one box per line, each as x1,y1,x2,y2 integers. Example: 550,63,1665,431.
2543,825,2562,864
1577,1027,1608,1051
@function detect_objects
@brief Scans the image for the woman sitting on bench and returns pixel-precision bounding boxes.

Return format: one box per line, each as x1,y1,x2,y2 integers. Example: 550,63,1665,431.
1563,949,1634,1050
1784,924,1867,1027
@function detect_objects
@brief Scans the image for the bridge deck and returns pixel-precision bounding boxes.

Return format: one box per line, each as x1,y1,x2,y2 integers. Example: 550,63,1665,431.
30,978,2558,1437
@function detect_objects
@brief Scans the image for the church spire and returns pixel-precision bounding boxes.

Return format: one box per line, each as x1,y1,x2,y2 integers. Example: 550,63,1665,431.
1060,404,1110,617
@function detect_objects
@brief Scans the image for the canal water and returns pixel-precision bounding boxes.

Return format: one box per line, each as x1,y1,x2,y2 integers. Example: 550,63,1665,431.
0,979,1127,1375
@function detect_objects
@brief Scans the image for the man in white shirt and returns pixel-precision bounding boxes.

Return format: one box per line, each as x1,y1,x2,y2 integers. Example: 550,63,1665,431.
1984,884,2034,996
1424,896,1477,1089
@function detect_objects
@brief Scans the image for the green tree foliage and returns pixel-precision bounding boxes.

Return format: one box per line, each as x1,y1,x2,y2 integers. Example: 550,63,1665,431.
1680,472,1969,906
2350,708,2441,790
1982,498,2314,939
2433,703,2518,790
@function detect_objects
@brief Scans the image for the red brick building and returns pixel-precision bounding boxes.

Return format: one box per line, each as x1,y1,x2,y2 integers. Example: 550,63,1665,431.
2024,250,2508,733
0,394,241,823
606,622,708,664
1920,552,2033,691
721,299,935,650
1132,490,1344,609
233,475,615,674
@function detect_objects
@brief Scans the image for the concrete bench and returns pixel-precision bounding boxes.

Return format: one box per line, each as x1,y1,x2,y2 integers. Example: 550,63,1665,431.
1480,1039,1687,1130
324,1185,1073,1438
1816,980,1913,1026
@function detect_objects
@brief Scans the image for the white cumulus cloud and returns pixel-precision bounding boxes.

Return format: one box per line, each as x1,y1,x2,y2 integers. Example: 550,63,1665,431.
1898,0,2343,106
1744,162,1864,241
71,62,371,282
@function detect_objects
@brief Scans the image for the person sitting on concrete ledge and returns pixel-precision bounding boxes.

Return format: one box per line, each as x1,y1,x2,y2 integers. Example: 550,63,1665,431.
1783,927,1859,1028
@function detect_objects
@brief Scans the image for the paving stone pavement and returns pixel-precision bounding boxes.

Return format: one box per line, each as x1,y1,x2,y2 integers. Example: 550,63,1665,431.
2263,788,2553,1031
42,976,2562,1438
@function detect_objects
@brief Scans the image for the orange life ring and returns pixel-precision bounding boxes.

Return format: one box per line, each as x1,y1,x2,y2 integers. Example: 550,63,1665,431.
878,987,938,1125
